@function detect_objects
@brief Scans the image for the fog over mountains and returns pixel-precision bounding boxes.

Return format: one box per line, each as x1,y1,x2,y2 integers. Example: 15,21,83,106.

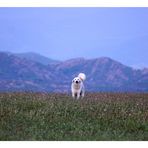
0,51,148,92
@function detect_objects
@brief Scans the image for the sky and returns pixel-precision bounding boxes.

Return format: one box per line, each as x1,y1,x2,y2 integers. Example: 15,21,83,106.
0,7,148,68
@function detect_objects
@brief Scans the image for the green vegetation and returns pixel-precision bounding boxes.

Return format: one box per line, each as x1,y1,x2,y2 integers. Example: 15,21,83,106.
0,92,148,141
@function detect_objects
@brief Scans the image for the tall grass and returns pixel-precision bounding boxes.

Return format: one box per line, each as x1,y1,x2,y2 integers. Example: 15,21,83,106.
0,92,148,140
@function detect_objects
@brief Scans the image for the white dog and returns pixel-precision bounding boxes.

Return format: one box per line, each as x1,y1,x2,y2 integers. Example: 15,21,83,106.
71,73,86,99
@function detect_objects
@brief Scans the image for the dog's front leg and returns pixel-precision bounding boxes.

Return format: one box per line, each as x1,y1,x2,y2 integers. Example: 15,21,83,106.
72,92,75,99
81,91,84,98
76,92,80,99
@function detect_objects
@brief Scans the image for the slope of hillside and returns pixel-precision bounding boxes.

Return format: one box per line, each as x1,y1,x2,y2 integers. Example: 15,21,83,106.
0,52,147,92
55,57,148,91
0,52,58,91
14,52,60,65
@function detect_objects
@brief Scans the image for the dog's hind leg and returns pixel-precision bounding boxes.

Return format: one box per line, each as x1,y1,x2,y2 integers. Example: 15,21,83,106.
81,91,84,99
80,90,84,99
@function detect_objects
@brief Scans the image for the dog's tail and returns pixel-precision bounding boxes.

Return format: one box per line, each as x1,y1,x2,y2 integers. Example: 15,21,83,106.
78,73,86,81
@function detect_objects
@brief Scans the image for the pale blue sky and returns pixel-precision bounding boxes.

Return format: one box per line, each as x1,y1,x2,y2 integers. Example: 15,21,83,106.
0,8,148,68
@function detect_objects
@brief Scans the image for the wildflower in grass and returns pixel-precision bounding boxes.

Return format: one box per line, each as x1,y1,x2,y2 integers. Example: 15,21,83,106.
103,108,107,112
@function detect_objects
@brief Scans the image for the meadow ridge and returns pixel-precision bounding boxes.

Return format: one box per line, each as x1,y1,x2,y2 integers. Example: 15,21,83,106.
0,92,148,141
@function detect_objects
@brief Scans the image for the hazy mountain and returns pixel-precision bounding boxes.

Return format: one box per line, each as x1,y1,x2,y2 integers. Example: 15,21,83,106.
0,52,60,91
14,52,60,65
55,57,148,91
0,52,147,92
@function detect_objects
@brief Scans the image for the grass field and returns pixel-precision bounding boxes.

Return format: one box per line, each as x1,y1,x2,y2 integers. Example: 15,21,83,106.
0,92,148,141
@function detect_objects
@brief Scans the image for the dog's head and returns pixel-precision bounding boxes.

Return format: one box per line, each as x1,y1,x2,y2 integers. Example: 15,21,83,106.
72,77,82,85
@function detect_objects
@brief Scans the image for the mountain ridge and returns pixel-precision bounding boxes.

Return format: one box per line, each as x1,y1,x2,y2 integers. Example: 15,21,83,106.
0,51,147,92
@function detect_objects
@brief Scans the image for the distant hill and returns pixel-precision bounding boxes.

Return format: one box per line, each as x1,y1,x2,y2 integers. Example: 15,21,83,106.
0,52,59,91
0,52,147,92
14,52,60,65
55,57,148,92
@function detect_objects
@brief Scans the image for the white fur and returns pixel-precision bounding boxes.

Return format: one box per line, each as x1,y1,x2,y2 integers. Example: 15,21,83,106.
78,73,86,81
71,73,86,99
